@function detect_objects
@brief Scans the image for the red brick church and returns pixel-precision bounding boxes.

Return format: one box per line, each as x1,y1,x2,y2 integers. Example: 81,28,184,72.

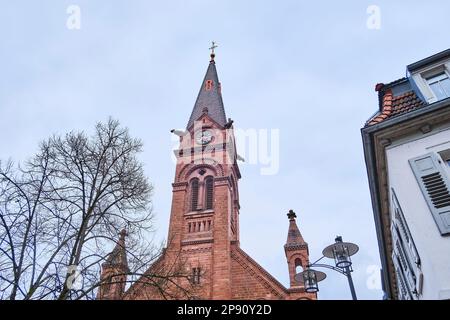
97,50,315,300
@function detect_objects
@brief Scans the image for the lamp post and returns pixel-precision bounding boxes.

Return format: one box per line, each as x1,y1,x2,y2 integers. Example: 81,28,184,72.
295,236,359,300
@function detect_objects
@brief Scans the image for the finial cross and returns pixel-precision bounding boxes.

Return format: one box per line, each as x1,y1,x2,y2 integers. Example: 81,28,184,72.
209,41,218,55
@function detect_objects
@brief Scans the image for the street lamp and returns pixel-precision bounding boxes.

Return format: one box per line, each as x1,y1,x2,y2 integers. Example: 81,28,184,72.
301,269,327,293
322,236,359,269
295,236,359,300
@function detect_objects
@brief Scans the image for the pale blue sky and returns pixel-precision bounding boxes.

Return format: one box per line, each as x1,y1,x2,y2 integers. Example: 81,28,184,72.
1,1,449,300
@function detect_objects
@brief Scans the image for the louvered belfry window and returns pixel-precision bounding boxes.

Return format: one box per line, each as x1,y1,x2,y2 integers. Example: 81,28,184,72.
205,176,214,210
191,178,199,211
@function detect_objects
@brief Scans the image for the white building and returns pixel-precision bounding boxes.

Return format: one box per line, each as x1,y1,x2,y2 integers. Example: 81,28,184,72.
362,49,450,300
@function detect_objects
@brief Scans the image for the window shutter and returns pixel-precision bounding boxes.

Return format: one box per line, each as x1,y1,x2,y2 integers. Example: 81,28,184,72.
409,152,450,235
391,226,417,295
391,189,423,296
392,190,421,266
392,250,413,300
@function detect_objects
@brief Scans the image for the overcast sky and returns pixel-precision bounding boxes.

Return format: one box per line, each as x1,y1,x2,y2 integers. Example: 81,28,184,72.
1,1,450,300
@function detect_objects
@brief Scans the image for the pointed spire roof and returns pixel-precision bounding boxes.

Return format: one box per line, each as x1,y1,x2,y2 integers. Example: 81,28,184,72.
285,210,307,249
186,54,227,129
104,229,129,272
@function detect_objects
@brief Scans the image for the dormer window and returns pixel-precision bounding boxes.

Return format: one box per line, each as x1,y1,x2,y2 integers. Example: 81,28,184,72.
407,50,450,104
426,72,450,101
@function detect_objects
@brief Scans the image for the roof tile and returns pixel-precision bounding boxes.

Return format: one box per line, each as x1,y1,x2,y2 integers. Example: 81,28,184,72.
366,89,425,126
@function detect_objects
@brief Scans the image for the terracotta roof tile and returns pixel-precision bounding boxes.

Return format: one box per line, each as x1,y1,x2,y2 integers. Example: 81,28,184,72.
366,89,425,126
390,91,425,116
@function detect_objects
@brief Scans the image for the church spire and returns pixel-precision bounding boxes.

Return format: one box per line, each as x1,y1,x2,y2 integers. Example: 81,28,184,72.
186,43,227,129
285,210,306,248
284,210,310,288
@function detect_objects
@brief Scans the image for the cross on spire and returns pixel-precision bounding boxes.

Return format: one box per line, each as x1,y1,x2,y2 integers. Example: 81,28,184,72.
209,41,218,54
209,41,218,61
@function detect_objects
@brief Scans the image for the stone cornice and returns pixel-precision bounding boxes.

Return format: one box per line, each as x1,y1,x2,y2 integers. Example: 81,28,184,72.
184,210,214,218
172,182,188,191
214,176,232,187
173,143,228,158
284,244,309,251
181,238,214,246
182,246,212,254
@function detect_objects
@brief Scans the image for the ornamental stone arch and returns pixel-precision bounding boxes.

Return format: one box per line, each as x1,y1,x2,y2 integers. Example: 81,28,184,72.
177,159,224,182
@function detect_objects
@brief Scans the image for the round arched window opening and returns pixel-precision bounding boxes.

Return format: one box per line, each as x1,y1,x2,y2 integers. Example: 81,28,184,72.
295,258,304,274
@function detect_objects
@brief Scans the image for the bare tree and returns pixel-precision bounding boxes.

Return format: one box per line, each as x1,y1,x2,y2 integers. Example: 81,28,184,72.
0,118,190,300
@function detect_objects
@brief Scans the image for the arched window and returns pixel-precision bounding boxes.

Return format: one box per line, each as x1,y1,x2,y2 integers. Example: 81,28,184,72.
295,258,303,274
191,178,199,211
205,176,214,210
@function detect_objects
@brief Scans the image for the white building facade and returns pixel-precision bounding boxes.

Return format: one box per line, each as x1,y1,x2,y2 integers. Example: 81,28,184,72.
363,49,450,300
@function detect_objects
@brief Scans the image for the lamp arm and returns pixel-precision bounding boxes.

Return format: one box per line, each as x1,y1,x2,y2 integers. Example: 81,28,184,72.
308,263,348,276
309,255,326,266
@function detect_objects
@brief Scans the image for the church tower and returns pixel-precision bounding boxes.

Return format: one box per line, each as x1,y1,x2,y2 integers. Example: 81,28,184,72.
104,48,315,300
164,49,241,299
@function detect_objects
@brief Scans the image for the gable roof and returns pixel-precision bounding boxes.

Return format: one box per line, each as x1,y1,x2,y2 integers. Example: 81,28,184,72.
231,245,288,297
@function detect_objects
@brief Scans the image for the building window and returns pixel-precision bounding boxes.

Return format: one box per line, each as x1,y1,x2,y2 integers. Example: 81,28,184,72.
426,72,450,101
205,176,214,210
190,178,199,211
191,267,201,285
439,149,450,168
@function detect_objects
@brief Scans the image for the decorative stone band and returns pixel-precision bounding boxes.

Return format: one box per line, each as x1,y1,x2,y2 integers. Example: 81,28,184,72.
172,182,188,191
173,143,230,158
182,246,212,254
214,176,232,187
287,287,308,294
181,238,214,246
284,244,309,251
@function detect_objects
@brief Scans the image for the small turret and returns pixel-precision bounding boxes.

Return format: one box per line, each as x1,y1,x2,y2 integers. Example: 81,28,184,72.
97,229,129,300
284,210,310,288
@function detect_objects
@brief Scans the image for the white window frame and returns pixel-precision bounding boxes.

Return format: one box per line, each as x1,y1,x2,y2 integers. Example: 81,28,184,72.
426,70,450,101
410,60,450,103
439,149,450,176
